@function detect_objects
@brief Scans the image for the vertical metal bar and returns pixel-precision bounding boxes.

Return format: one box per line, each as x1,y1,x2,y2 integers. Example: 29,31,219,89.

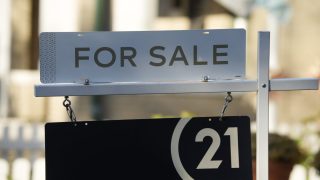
257,31,270,180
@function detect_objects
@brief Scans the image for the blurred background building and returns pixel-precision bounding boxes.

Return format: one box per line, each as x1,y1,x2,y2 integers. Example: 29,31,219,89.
0,0,319,179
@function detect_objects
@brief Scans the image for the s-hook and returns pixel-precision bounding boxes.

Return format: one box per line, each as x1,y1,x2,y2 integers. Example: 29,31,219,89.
219,92,233,121
63,96,77,122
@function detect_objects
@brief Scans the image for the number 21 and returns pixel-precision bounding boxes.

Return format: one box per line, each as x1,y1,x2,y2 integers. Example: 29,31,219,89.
195,127,239,169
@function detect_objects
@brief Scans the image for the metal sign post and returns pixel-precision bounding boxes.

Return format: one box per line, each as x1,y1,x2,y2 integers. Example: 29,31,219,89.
257,32,270,180
35,30,319,180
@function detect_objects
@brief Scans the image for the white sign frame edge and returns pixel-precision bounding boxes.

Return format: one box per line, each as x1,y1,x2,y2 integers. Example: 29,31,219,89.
34,78,318,96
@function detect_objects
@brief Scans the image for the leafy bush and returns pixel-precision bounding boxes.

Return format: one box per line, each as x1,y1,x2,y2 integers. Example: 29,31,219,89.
251,133,305,164
313,150,320,174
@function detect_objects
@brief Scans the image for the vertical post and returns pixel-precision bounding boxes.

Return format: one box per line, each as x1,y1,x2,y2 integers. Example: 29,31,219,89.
257,31,270,180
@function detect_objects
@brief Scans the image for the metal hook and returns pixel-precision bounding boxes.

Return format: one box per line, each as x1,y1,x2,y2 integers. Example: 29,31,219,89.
63,96,77,122
63,96,71,107
219,92,232,121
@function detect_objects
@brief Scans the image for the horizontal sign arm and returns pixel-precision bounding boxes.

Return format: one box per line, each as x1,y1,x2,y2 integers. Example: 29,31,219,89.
34,78,319,97
270,78,319,91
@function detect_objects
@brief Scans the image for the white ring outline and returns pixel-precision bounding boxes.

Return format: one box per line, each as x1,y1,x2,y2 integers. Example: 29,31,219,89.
171,118,194,180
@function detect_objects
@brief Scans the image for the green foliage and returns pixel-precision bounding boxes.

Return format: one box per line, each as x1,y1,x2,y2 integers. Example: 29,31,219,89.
251,133,305,164
151,111,196,119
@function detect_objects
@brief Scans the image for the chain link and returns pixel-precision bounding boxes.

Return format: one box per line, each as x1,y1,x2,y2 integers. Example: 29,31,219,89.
63,96,77,122
219,92,233,121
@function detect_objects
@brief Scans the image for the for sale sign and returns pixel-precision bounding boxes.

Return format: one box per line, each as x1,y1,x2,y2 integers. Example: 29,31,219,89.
40,29,246,83
45,116,252,180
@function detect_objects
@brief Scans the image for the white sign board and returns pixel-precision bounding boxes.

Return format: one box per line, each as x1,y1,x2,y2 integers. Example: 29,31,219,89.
40,29,246,84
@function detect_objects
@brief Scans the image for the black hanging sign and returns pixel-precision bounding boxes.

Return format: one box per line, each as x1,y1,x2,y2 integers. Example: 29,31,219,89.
45,116,252,180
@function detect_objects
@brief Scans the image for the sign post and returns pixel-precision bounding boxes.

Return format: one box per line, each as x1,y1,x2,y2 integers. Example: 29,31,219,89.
257,32,270,180
35,29,319,180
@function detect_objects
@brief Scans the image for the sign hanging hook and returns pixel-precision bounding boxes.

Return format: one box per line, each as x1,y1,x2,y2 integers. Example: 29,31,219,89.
219,92,233,121
63,96,77,122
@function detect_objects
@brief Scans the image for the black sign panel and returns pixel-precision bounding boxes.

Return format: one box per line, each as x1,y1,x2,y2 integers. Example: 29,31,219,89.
45,116,252,180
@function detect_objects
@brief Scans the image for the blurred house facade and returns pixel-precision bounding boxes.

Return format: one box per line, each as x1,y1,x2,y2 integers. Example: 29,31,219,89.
0,0,319,134
0,0,319,129
0,0,319,179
